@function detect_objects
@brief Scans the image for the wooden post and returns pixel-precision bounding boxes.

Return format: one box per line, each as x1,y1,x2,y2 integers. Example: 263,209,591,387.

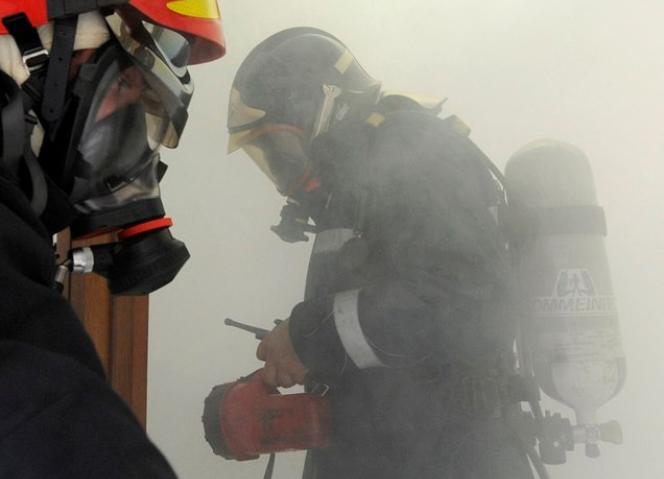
57,230,149,428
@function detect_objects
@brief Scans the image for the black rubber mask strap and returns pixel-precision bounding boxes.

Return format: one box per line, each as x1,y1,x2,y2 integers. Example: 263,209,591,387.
42,15,79,124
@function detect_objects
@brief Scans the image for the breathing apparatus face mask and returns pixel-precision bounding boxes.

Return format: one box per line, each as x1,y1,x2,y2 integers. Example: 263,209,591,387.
2,12,197,295
241,128,310,196
238,127,322,243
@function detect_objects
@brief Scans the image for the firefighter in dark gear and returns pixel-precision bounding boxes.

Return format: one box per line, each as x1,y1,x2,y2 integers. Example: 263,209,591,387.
228,28,535,479
0,1,224,477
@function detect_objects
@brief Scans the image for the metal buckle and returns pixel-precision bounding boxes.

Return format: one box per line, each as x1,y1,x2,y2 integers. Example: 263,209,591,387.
22,48,49,73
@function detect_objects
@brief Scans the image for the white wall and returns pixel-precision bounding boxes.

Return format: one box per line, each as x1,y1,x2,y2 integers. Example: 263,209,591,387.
148,1,664,478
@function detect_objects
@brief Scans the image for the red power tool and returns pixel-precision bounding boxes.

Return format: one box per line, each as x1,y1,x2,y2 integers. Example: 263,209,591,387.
202,319,332,461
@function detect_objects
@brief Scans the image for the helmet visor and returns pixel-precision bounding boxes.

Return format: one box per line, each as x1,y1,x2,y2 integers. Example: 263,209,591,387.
241,128,309,195
124,0,226,64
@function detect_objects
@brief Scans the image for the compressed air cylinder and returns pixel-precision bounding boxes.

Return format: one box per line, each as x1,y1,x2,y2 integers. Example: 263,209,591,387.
505,140,626,428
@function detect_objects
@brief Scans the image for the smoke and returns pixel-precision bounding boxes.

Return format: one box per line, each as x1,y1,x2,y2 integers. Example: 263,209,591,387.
148,1,664,478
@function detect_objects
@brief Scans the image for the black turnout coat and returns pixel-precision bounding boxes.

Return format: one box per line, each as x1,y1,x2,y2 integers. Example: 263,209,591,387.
0,168,177,478
287,99,534,479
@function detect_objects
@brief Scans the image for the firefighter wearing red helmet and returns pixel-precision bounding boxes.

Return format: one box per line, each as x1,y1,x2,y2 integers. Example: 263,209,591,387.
227,28,535,479
0,1,224,476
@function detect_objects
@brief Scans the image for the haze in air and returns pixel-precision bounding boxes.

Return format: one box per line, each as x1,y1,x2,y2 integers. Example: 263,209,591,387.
148,1,664,478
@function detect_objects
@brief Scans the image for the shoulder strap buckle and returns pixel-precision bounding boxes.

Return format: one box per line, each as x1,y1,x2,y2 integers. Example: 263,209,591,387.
22,47,49,73
2,13,50,74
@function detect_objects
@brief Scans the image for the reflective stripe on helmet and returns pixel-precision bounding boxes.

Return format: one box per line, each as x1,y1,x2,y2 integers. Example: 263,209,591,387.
228,87,266,130
166,0,220,19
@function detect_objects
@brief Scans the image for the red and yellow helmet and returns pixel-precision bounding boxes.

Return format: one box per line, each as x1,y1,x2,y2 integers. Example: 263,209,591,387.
0,0,225,64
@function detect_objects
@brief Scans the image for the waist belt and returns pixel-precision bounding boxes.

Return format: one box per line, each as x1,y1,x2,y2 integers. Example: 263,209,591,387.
410,361,537,417
450,369,535,418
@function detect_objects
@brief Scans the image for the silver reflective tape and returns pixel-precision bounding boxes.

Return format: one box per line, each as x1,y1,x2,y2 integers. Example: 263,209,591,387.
313,228,356,255
333,289,385,369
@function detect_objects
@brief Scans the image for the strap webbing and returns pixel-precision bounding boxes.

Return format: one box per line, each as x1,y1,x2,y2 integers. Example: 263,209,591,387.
262,453,276,479
0,71,26,176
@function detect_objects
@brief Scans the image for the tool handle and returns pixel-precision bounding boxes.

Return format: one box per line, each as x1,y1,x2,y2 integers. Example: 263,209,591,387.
224,318,270,340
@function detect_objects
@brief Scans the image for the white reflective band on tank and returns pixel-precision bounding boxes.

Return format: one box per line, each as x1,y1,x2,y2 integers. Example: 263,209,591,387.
312,228,357,254
333,289,386,369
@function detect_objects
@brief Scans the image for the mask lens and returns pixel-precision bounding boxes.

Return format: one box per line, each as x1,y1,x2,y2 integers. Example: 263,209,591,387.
95,63,147,122
105,12,193,147
242,130,308,195
72,58,169,203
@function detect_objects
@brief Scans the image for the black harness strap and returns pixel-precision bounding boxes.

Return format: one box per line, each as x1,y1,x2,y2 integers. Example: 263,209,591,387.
22,115,48,215
2,13,49,106
1,14,49,72
0,14,48,215
1,12,67,216
0,70,26,177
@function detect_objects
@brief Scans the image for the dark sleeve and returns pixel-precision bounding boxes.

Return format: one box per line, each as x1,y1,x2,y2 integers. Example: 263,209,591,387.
0,341,178,479
0,177,106,377
0,175,177,478
289,114,509,377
